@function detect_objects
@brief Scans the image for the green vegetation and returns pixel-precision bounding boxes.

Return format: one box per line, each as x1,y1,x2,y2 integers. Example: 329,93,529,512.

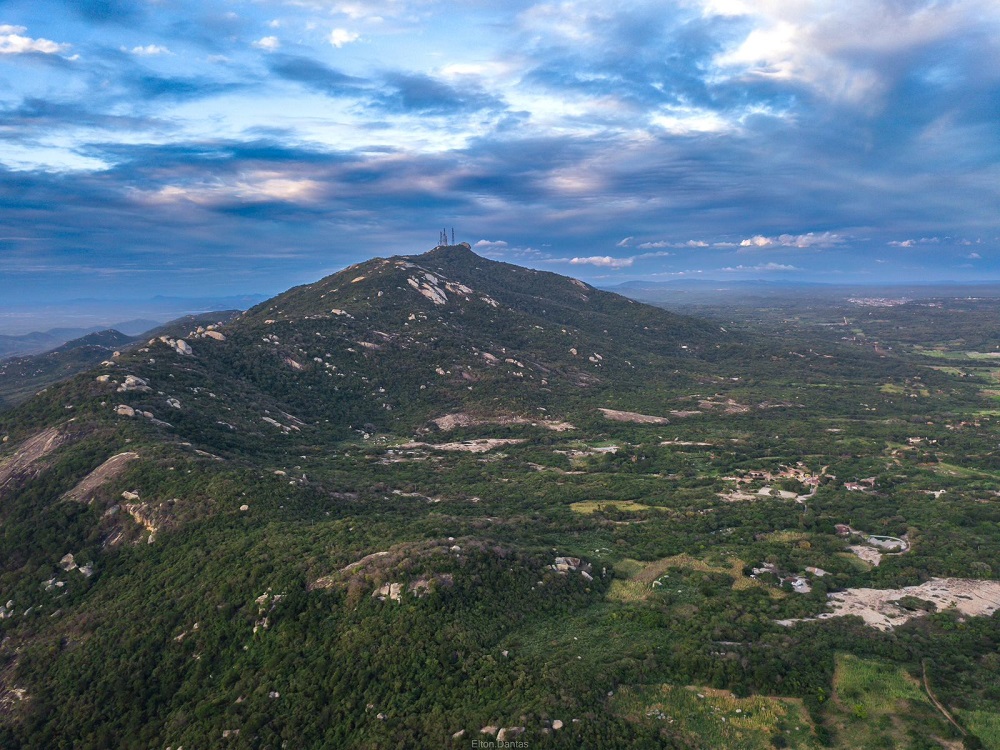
0,248,999,747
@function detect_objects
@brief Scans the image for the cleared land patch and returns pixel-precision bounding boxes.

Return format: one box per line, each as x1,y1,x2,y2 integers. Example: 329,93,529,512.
614,684,819,749
569,500,654,514
608,553,770,602
824,654,950,749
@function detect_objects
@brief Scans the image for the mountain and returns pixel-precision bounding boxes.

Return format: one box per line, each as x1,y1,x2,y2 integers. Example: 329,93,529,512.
0,321,162,361
0,245,996,748
0,313,241,411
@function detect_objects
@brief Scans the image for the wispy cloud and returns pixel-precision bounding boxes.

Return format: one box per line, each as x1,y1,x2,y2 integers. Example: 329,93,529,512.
126,44,170,56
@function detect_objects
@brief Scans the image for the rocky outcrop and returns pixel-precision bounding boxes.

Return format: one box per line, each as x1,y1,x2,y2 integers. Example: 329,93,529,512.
117,375,150,393
153,336,193,356
373,582,403,602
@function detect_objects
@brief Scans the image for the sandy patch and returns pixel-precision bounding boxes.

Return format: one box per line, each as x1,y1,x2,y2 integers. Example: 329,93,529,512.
847,545,883,566
598,408,670,425
431,412,575,432
63,452,139,503
780,578,1000,631
717,491,762,503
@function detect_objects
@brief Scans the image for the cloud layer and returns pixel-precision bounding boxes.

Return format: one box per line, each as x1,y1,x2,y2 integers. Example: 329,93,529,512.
0,0,998,314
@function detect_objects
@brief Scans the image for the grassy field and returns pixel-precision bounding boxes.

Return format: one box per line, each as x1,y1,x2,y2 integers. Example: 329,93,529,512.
614,684,820,749
824,654,954,749
959,710,1000,749
607,554,771,603
569,499,654,514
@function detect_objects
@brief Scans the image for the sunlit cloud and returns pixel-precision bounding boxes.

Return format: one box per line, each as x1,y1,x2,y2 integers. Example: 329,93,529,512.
739,232,844,250
329,29,360,48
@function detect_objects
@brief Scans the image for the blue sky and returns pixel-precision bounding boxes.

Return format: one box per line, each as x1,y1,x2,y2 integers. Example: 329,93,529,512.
1,0,999,328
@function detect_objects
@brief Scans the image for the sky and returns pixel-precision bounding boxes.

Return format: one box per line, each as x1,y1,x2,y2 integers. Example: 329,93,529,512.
1,0,999,330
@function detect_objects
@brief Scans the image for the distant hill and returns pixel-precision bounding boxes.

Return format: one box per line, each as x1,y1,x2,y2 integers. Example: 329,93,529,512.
0,320,161,360
0,312,240,410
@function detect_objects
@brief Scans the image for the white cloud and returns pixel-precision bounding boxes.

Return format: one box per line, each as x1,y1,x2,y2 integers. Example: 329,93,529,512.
616,236,633,247
474,239,508,250
329,28,360,48
253,36,281,51
570,255,634,269
651,108,732,135
739,232,844,250
740,235,774,248
0,25,70,55
638,241,670,249
889,236,940,247
967,252,982,259
127,44,170,56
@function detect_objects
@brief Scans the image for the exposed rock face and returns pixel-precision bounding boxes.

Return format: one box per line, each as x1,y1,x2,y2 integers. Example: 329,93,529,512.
779,578,1000,631
598,407,669,424
0,426,71,497
203,330,226,341
497,727,525,741
63,451,139,503
115,405,135,417
59,553,77,571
